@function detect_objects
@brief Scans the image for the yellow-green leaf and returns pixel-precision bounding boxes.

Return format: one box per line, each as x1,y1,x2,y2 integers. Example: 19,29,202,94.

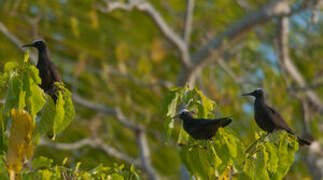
6,109,35,178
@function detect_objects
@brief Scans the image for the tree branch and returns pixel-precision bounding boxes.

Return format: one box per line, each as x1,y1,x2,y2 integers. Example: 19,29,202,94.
183,0,194,44
136,130,159,180
98,0,192,69
0,21,37,64
277,15,323,114
276,13,323,179
191,0,298,66
287,80,323,92
38,138,140,166
72,94,160,179
72,94,116,115
0,22,160,178
179,0,310,85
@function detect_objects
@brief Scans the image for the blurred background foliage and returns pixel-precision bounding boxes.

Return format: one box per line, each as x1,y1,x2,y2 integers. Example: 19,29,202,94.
0,0,323,179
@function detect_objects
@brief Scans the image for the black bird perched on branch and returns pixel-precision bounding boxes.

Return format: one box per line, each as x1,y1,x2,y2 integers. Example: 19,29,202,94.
173,109,232,140
242,88,311,146
22,40,62,102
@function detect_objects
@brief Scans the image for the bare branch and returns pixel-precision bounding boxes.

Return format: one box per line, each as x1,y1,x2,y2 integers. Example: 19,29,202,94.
277,15,323,114
38,138,140,166
115,107,144,132
184,0,194,44
191,0,299,66
179,0,310,85
136,131,160,180
72,94,116,115
73,94,144,131
217,57,243,85
106,68,173,89
300,99,311,137
287,80,323,92
98,0,192,68
235,0,251,11
72,94,160,179
0,21,37,64
305,141,323,179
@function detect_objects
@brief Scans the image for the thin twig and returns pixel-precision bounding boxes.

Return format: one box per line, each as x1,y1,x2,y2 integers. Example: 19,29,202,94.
71,94,160,179
179,0,310,85
136,130,159,180
277,15,323,114
0,21,37,64
98,0,192,69
38,138,140,166
183,0,194,44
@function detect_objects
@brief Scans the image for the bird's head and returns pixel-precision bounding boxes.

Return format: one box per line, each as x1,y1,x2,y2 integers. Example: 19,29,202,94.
173,109,195,120
22,40,47,50
242,88,264,98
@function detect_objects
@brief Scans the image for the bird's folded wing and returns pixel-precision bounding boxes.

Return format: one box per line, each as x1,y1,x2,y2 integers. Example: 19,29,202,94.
202,118,231,128
49,61,62,82
266,105,294,134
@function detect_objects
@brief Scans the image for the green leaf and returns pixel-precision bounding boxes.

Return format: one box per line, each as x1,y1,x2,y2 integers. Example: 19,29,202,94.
4,62,18,73
53,91,65,138
52,88,75,137
109,173,124,180
195,88,215,118
3,75,22,123
166,90,180,118
32,156,53,169
18,91,26,111
60,90,75,132
244,157,255,180
24,51,30,63
26,65,41,85
255,145,270,180
22,71,46,117
177,122,189,144
164,89,181,138
264,142,278,173
0,106,6,153
33,98,56,142
28,83,46,117
272,132,298,180
221,129,238,158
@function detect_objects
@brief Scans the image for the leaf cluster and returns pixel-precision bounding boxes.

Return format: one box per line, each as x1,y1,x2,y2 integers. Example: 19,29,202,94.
164,86,299,179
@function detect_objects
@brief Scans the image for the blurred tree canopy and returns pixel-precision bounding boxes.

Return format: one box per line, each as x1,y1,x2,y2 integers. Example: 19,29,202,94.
0,0,323,179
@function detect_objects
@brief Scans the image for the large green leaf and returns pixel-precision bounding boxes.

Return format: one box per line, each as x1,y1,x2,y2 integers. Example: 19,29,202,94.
22,71,46,117
33,97,56,143
3,75,22,123
54,90,75,134
53,91,65,138
254,145,270,180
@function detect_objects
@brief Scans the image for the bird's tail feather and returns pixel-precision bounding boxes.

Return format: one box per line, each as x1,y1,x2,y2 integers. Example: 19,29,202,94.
297,136,311,146
217,117,232,127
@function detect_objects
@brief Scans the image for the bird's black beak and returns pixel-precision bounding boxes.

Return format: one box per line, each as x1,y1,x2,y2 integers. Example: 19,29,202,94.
22,43,35,48
242,92,253,96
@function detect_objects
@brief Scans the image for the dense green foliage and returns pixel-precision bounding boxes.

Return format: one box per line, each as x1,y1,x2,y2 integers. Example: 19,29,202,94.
0,0,322,179
0,60,138,179
165,86,299,179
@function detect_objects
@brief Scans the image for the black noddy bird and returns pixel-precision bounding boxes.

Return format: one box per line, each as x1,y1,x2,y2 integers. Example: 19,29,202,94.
173,109,232,140
22,40,62,102
242,88,311,146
